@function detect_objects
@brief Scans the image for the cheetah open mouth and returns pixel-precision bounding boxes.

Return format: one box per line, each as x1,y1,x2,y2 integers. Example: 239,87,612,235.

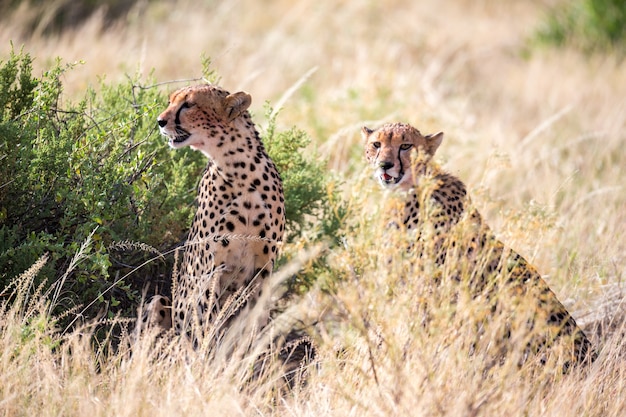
380,172,401,185
171,134,191,144
168,127,191,145
170,136,189,143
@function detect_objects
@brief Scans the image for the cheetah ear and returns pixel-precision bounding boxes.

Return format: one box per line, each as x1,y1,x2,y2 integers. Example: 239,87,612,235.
223,91,252,122
424,131,443,155
361,126,374,140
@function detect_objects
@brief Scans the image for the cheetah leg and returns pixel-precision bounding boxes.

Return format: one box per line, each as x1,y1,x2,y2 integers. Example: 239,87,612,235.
139,295,173,333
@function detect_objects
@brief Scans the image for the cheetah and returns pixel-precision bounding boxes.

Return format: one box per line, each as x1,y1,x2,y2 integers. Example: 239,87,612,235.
362,122,596,370
156,84,285,343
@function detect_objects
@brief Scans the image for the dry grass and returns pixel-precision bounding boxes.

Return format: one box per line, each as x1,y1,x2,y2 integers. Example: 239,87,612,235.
1,0,625,415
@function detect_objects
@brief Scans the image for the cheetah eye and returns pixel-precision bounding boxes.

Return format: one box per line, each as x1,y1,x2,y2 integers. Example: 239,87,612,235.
400,143,413,151
372,142,381,149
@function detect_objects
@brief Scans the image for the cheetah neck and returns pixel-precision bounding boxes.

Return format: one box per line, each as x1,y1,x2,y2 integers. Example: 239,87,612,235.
195,124,271,182
186,119,282,244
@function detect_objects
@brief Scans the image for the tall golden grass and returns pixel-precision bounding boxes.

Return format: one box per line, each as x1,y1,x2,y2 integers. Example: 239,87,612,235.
1,0,625,415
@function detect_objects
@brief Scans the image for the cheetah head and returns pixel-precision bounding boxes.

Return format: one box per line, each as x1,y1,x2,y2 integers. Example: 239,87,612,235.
156,84,252,156
362,123,443,190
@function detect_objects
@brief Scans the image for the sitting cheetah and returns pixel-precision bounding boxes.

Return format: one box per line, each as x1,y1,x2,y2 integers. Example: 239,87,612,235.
156,84,285,343
362,122,596,370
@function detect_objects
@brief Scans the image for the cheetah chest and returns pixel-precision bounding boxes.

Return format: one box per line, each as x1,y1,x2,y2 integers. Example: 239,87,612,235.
182,164,283,296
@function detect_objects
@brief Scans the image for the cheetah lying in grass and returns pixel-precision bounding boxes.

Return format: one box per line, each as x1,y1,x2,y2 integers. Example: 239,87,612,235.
362,122,596,371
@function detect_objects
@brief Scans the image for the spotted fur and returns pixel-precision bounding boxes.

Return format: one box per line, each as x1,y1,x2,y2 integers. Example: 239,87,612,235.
363,122,596,370
156,84,285,341
140,295,172,332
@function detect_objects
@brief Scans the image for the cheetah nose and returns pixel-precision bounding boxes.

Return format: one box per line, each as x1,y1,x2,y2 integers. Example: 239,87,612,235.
379,161,394,170
157,119,167,128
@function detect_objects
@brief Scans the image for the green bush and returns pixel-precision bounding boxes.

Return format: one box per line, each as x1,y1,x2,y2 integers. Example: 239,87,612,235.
263,105,343,242
0,48,207,324
0,47,341,328
535,0,626,52
263,105,347,295
0,48,205,317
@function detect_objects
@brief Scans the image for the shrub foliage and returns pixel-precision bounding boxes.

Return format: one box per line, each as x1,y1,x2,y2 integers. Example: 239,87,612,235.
0,48,338,327
535,0,626,52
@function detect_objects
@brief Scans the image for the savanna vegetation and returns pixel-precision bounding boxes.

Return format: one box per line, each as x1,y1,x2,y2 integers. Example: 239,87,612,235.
0,0,625,415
